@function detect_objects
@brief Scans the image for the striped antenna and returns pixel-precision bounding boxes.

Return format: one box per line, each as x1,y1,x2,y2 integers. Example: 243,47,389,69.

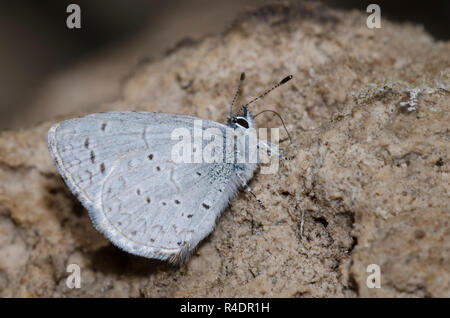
229,72,246,119
243,75,293,109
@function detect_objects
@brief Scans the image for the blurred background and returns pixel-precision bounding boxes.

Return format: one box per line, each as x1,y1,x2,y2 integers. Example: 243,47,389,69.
0,0,448,131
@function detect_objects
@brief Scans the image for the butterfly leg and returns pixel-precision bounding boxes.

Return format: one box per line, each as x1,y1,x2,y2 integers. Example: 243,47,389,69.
258,140,292,160
237,174,265,209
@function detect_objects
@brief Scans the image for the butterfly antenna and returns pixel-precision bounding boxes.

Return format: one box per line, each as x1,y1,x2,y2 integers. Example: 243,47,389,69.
254,109,292,143
242,75,293,109
230,72,246,119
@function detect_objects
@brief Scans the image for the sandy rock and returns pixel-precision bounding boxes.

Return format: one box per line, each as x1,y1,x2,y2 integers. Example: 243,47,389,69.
0,3,448,297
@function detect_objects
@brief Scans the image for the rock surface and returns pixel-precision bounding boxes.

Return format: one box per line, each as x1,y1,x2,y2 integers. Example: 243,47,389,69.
0,3,448,297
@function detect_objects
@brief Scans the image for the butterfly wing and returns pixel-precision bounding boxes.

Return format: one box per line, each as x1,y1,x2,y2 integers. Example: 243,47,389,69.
48,111,254,263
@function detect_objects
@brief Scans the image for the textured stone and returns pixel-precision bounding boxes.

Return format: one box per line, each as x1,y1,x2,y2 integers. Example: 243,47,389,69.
0,3,448,297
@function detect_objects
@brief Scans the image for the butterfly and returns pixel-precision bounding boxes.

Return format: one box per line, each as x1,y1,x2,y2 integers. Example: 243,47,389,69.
48,73,292,264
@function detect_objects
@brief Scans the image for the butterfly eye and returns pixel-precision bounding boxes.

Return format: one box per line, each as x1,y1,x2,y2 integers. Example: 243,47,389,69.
235,117,249,129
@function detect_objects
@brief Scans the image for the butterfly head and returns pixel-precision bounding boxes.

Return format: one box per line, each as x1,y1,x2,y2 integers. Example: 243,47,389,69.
226,73,292,132
227,106,255,130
